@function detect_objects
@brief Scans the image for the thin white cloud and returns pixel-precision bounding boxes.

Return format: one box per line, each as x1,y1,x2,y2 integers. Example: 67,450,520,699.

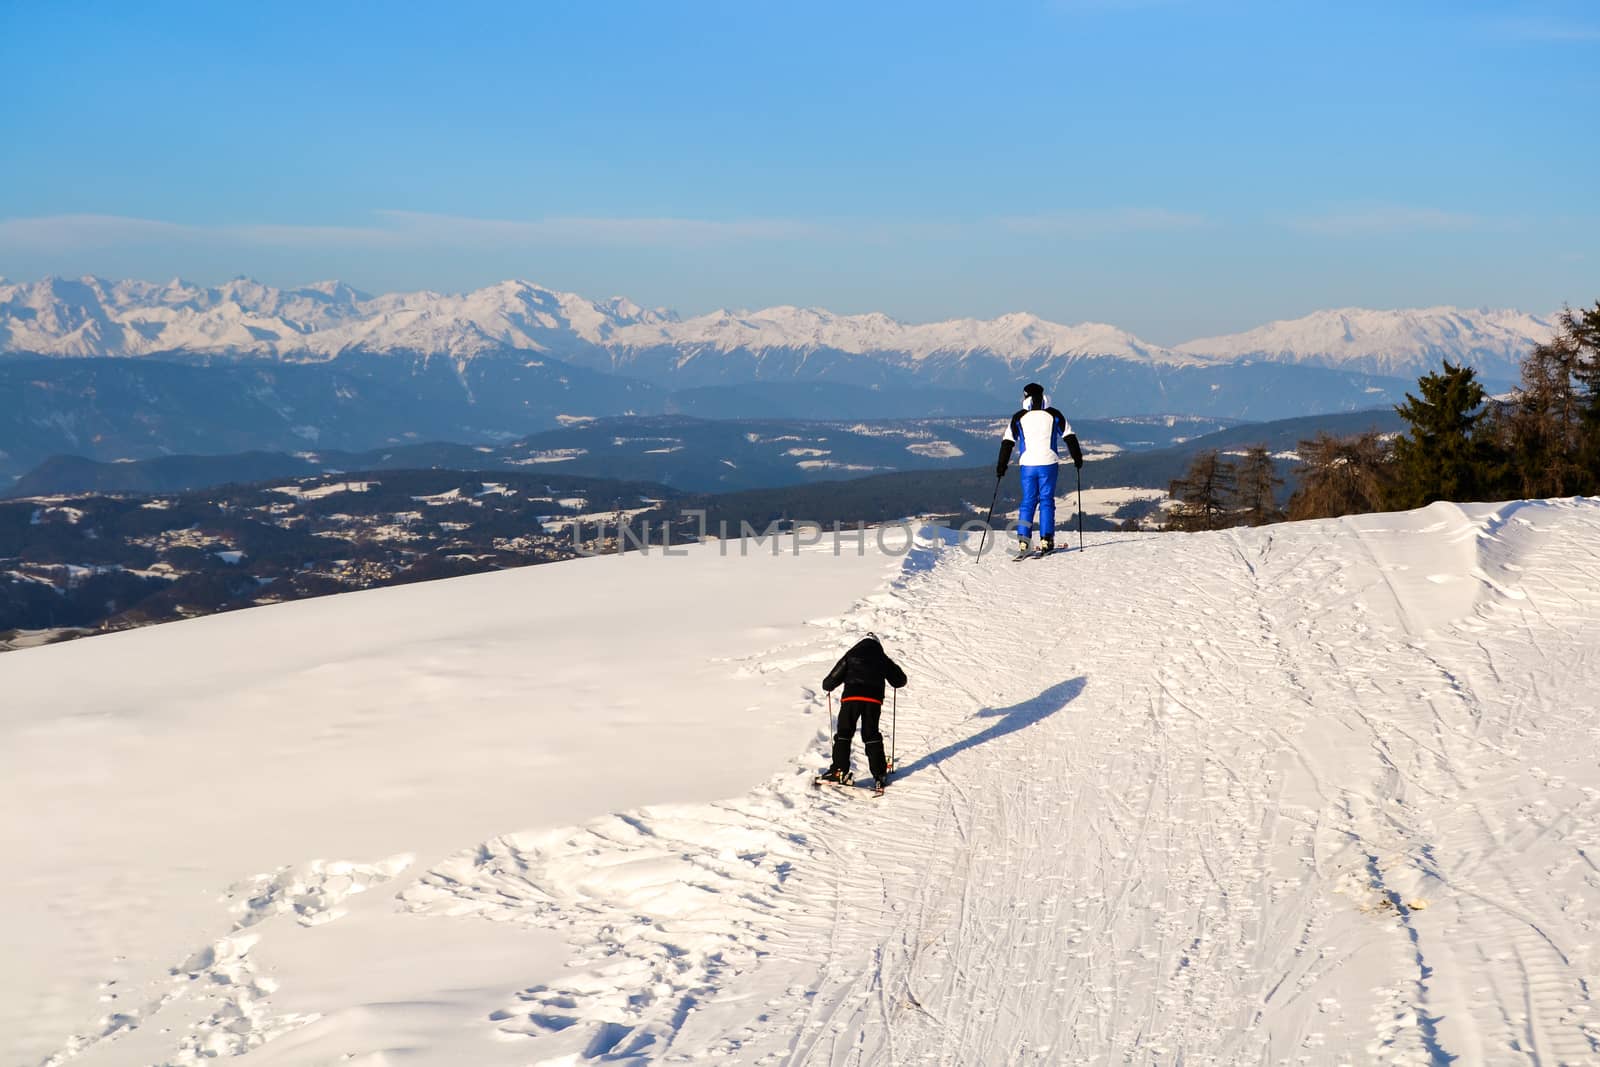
225,222,414,248
0,214,196,248
1486,15,1600,42
999,208,1211,236
0,214,410,250
0,211,826,252
1,209,1219,252
1286,206,1485,237
374,210,823,245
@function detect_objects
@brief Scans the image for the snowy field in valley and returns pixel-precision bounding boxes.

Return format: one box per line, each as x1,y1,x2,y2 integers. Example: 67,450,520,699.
5,498,1600,1065
1039,485,1169,527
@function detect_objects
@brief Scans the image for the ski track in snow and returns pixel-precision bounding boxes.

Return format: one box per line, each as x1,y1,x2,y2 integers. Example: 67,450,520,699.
395,498,1600,1065
30,499,1600,1065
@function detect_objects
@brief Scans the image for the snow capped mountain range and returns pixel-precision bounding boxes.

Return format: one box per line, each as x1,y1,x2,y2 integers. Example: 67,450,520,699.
0,276,1553,382
1176,306,1555,381
619,306,1181,366
0,276,673,362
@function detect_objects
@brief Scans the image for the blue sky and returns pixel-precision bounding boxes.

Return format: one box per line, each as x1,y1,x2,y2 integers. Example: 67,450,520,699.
2,0,1596,342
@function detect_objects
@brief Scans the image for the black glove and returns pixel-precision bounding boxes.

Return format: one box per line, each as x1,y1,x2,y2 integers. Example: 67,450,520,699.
1065,433,1084,470
996,439,1016,479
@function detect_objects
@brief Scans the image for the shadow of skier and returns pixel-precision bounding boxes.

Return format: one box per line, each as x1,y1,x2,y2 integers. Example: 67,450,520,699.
892,675,1086,782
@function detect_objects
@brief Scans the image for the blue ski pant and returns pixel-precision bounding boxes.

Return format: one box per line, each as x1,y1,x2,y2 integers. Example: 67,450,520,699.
1017,463,1059,539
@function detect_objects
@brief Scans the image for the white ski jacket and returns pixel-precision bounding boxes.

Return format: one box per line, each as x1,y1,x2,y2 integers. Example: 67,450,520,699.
997,390,1083,471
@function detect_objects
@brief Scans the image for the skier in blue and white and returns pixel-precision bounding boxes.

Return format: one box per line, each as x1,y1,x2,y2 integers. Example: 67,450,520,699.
995,382,1083,560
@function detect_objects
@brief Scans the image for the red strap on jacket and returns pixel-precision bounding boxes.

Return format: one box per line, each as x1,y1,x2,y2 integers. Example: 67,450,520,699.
840,695,883,704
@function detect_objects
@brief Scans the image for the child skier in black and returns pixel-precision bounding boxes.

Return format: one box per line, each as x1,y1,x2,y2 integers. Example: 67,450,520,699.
818,633,907,795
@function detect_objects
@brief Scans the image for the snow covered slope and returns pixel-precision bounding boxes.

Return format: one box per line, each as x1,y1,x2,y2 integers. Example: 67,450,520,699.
6,499,1600,1064
0,536,911,1066
1176,306,1554,383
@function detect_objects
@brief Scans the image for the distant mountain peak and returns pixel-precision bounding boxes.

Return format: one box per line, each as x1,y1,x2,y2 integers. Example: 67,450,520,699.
0,276,1549,383
1175,305,1552,381
304,279,370,300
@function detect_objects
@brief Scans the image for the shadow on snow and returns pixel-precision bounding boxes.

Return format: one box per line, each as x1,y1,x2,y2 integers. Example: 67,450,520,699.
893,674,1086,782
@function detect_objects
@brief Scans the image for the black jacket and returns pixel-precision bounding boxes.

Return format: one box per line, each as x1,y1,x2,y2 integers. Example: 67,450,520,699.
822,637,907,703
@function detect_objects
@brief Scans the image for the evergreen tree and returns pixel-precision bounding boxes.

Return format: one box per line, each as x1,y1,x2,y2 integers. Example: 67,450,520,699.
1563,302,1600,493
1476,399,1523,502
1388,361,1493,509
1287,432,1393,520
1508,329,1587,498
1233,445,1284,526
1167,450,1237,531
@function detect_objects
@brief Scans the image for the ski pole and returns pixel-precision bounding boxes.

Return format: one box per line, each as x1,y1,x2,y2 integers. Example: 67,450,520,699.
890,687,897,773
1076,464,1084,552
975,474,1002,562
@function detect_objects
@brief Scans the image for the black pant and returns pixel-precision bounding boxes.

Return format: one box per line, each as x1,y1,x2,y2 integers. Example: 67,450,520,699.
832,699,888,779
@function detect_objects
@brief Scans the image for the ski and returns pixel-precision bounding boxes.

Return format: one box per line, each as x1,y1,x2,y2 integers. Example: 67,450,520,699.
812,771,890,798
813,780,886,799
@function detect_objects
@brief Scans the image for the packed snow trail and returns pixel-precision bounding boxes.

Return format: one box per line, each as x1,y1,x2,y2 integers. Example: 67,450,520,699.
407,499,1600,1065
822,499,1600,1065
10,500,1600,1065
809,498,1600,1066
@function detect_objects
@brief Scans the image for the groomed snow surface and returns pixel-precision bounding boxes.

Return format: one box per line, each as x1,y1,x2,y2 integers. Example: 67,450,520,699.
5,499,1600,1065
